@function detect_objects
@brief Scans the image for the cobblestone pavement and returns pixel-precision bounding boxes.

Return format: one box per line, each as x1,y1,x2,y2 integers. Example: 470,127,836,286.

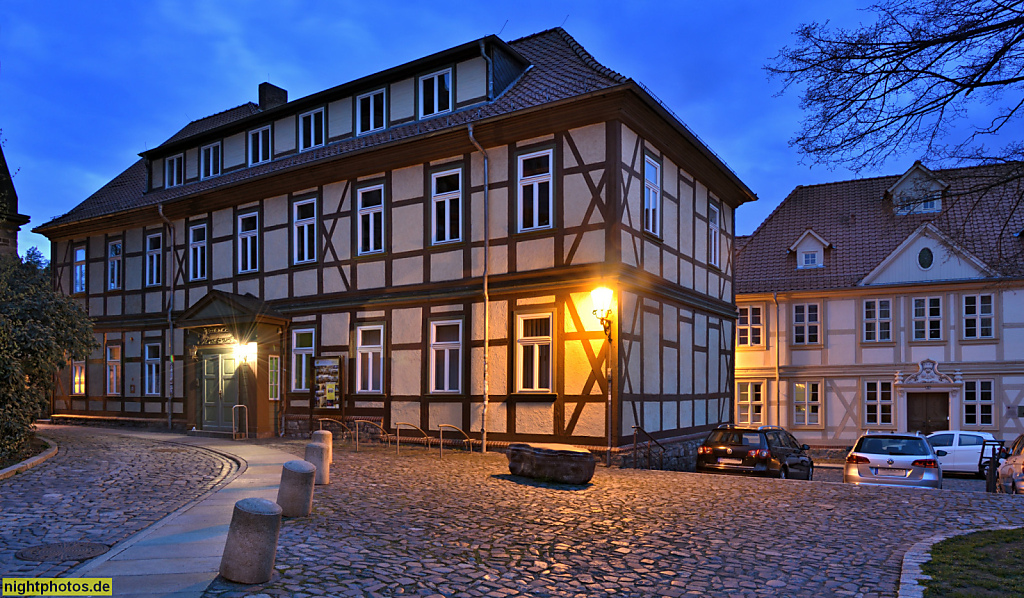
204,440,1024,598
0,425,234,579
815,467,986,491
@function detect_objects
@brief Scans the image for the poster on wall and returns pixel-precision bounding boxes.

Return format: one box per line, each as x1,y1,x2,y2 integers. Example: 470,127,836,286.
315,357,340,409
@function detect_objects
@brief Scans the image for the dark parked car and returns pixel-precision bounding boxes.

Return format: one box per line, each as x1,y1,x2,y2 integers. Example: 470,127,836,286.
696,425,814,480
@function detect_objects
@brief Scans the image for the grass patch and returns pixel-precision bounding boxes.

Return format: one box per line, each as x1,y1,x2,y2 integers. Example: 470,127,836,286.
0,435,49,471
922,528,1024,597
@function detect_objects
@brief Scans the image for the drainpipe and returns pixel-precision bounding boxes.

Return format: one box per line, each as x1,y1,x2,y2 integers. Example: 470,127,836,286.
467,123,489,453
479,40,493,101
157,204,176,430
772,291,781,426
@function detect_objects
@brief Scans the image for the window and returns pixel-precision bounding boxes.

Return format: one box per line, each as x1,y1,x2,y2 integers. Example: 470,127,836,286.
964,380,994,426
72,361,86,395
863,299,891,342
106,345,121,396
201,142,221,179
299,108,324,150
358,186,384,255
292,329,314,392
293,199,317,264
107,241,122,290
643,157,660,236
249,126,272,165
913,297,942,340
800,251,818,268
419,69,452,118
737,306,763,346
963,294,994,339
736,382,764,426
165,154,184,187
918,247,934,269
189,225,207,281
432,170,461,244
708,204,721,268
864,380,893,426
238,213,259,273
430,321,462,393
516,314,552,392
145,234,162,287
73,246,86,293
356,325,384,393
144,343,161,396
793,381,820,426
518,150,553,232
793,303,819,344
357,89,386,135
268,355,281,401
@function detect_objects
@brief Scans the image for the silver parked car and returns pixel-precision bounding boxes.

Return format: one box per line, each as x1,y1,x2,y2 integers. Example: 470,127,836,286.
844,433,943,489
997,433,1024,495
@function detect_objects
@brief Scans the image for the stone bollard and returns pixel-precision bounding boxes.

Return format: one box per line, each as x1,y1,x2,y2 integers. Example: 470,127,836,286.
276,460,316,518
305,442,330,485
311,430,333,464
219,497,282,584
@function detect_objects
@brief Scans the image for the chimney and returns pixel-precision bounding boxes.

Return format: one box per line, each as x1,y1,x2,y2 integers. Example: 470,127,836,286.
259,82,288,111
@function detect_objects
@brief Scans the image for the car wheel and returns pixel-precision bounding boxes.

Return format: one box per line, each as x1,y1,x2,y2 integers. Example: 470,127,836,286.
778,467,788,480
806,465,814,481
1012,482,1019,496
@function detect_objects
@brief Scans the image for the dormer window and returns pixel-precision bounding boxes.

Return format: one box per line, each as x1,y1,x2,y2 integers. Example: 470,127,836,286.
299,108,325,151
357,89,386,135
420,69,452,118
790,229,829,270
889,162,948,214
165,154,184,188
201,142,221,179
801,251,819,268
249,126,271,165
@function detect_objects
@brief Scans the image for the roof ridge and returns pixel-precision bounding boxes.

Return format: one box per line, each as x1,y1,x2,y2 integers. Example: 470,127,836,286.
552,28,628,84
186,101,259,126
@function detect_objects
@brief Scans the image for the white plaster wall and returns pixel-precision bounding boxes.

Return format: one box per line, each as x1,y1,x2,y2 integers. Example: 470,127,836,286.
568,402,605,437
516,403,552,435
870,233,987,285
455,57,486,103
472,299,508,341
517,238,554,271
391,349,421,396
393,204,424,253
429,402,461,430
185,148,198,180
329,97,352,138
224,132,245,168
564,123,606,166
264,229,288,272
390,79,414,121
357,261,385,289
471,187,508,243
292,269,318,297
430,250,463,282
212,208,232,238
264,195,288,227
470,399,507,433
392,401,420,427
275,117,295,155
392,308,422,344
393,256,424,286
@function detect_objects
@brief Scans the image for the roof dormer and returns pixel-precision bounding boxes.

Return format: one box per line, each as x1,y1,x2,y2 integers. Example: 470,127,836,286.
887,161,948,215
789,229,831,269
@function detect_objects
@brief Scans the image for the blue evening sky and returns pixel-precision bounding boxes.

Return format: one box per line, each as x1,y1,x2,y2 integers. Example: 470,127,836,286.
0,1,936,259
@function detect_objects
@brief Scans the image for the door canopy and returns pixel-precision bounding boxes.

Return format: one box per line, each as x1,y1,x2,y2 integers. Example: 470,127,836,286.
176,290,289,345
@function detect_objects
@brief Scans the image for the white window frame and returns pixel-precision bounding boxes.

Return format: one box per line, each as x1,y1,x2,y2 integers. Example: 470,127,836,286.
299,108,325,151
864,380,893,426
800,251,820,268
736,381,764,426
356,89,386,135
708,204,721,268
249,126,272,166
430,320,462,394
165,153,184,187
516,313,553,392
72,360,86,396
189,224,207,281
200,142,221,180
144,343,161,396
238,213,259,274
356,325,384,394
793,381,821,427
643,156,660,236
107,241,122,291
793,303,820,344
268,355,281,401
737,306,763,347
431,169,462,245
291,329,315,392
293,198,317,264
963,379,994,427
106,345,121,396
518,150,553,232
863,299,892,342
357,185,385,255
913,296,942,341
963,294,994,339
73,246,86,294
419,69,452,118
145,234,162,287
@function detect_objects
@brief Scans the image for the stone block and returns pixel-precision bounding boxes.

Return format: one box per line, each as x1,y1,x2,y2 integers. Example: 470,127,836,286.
276,460,316,518
507,443,596,485
219,497,282,584
305,442,330,485
312,430,332,464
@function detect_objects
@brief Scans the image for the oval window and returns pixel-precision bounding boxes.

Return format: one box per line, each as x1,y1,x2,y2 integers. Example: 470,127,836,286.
918,247,934,269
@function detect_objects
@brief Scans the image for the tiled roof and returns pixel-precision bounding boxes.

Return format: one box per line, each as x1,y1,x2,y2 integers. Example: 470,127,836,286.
36,28,632,233
735,163,1024,294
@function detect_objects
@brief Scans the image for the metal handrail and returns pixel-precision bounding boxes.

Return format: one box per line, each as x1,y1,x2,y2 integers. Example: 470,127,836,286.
632,426,665,470
395,422,431,455
352,419,391,452
232,405,248,440
438,424,473,458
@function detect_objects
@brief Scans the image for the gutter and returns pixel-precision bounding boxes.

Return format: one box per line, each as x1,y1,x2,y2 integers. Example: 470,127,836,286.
772,291,781,426
156,204,176,430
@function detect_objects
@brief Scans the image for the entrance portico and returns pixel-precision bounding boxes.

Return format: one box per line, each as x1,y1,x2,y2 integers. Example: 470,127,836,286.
895,359,963,435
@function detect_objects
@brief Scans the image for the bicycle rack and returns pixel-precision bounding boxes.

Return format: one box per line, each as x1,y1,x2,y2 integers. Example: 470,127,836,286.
231,404,248,441
438,424,473,458
395,422,431,455
352,419,390,452
317,417,352,441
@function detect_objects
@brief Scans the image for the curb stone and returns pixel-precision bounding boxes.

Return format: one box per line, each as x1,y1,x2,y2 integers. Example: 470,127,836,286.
0,435,59,481
897,524,1022,598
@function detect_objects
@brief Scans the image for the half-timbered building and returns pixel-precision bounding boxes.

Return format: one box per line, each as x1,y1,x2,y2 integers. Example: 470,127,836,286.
35,28,755,453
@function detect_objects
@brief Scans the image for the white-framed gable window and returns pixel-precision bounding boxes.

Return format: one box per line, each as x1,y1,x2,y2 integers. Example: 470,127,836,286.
145,234,162,287
913,296,942,341
106,345,121,396
643,156,660,236
189,224,207,281
516,313,552,392
291,329,314,392
799,251,821,268
165,154,184,187
737,306,763,346
964,380,994,426
358,185,384,255
419,69,452,118
708,204,721,268
107,241,122,291
864,380,893,426
863,299,892,342
249,126,272,165
357,89,386,135
430,320,462,393
293,199,317,264
432,169,461,244
963,294,994,339
299,108,325,151
72,360,86,395
793,303,820,344
238,213,259,273
356,325,384,393
736,381,764,426
518,150,553,232
144,343,161,396
201,142,221,179
73,246,86,294
793,381,820,426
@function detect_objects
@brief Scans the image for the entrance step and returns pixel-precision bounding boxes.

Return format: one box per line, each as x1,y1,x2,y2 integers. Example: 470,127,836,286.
187,429,234,439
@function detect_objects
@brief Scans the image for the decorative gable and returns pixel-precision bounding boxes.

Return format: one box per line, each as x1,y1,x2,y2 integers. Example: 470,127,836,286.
860,223,995,285
887,161,949,215
788,229,831,269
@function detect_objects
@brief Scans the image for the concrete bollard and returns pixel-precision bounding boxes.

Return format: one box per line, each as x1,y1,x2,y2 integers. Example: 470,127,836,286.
219,497,282,584
276,460,316,518
311,430,333,464
305,442,330,485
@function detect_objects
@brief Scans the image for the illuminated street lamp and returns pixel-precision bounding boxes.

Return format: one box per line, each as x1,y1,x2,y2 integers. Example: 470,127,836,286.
591,286,614,466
